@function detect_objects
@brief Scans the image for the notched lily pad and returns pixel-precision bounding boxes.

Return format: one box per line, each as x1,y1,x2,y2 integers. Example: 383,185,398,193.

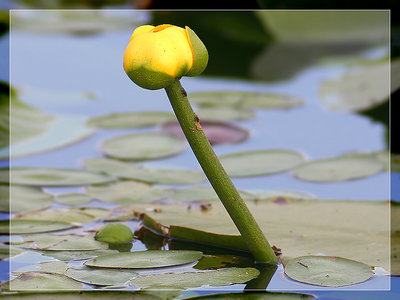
284,256,373,287
4,167,114,186
161,121,249,145
85,250,203,269
219,149,305,177
129,267,259,289
291,154,383,182
83,157,205,185
101,132,186,161
189,91,304,110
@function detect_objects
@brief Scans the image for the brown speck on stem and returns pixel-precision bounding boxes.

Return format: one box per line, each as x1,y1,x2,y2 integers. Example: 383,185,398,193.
181,87,187,97
194,122,202,130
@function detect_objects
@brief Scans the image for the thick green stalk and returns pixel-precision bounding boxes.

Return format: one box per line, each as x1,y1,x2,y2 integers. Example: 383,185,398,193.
164,80,277,264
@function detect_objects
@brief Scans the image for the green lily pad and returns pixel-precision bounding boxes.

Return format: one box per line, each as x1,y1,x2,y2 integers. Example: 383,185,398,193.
83,158,205,185
86,181,172,204
7,272,83,290
132,199,389,271
0,185,53,213
195,107,255,122
291,155,383,182
65,266,138,286
17,234,108,251
284,256,373,287
85,250,203,269
86,111,175,129
0,291,169,299
16,208,96,224
189,91,304,110
219,149,305,177
169,186,256,203
320,60,397,112
101,132,186,161
3,167,114,187
40,249,118,261
1,219,74,234
129,267,259,289
54,193,92,205
13,260,68,275
190,292,316,299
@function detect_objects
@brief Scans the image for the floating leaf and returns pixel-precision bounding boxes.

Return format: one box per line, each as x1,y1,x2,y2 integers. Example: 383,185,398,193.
86,111,175,129
83,158,205,185
291,155,383,182
320,60,397,112
18,234,108,251
3,167,114,187
54,193,92,205
101,132,186,161
169,186,256,203
219,149,305,177
0,245,24,260
65,266,138,286
284,256,373,287
0,185,53,213
132,199,389,271
1,219,74,234
16,208,96,224
2,115,95,159
0,291,170,299
13,260,68,275
85,250,202,269
195,107,255,122
86,181,171,204
189,91,304,110
95,223,134,244
129,267,259,289
40,249,118,261
190,292,316,299
6,272,83,290
161,121,249,145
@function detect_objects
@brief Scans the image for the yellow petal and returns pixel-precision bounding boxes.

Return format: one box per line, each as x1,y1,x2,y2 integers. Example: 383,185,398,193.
129,25,155,42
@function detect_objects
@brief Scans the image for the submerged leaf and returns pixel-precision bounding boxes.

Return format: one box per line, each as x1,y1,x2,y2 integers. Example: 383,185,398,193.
284,256,373,287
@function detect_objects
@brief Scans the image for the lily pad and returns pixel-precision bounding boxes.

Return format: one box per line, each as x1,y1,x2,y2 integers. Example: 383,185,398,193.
189,91,304,110
190,292,316,299
1,219,74,234
291,155,383,182
40,249,118,261
101,132,186,161
83,158,205,185
86,111,175,129
0,291,170,299
219,149,305,177
132,199,389,271
4,167,114,187
161,121,249,145
195,107,255,122
169,186,256,203
86,181,172,204
65,266,138,286
17,234,108,251
15,208,96,224
129,267,259,289
85,250,203,269
0,185,53,213
7,272,83,290
284,256,373,287
54,193,92,205
320,60,397,112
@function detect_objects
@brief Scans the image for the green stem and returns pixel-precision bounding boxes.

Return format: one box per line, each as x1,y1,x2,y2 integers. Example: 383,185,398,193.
164,80,277,264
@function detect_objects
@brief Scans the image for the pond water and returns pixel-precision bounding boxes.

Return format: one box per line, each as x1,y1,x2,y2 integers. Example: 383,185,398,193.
1,10,396,299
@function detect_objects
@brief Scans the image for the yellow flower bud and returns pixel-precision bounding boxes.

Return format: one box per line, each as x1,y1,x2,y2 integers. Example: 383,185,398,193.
123,24,208,90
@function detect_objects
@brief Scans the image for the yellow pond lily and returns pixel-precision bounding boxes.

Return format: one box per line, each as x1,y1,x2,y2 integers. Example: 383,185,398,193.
123,24,208,90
